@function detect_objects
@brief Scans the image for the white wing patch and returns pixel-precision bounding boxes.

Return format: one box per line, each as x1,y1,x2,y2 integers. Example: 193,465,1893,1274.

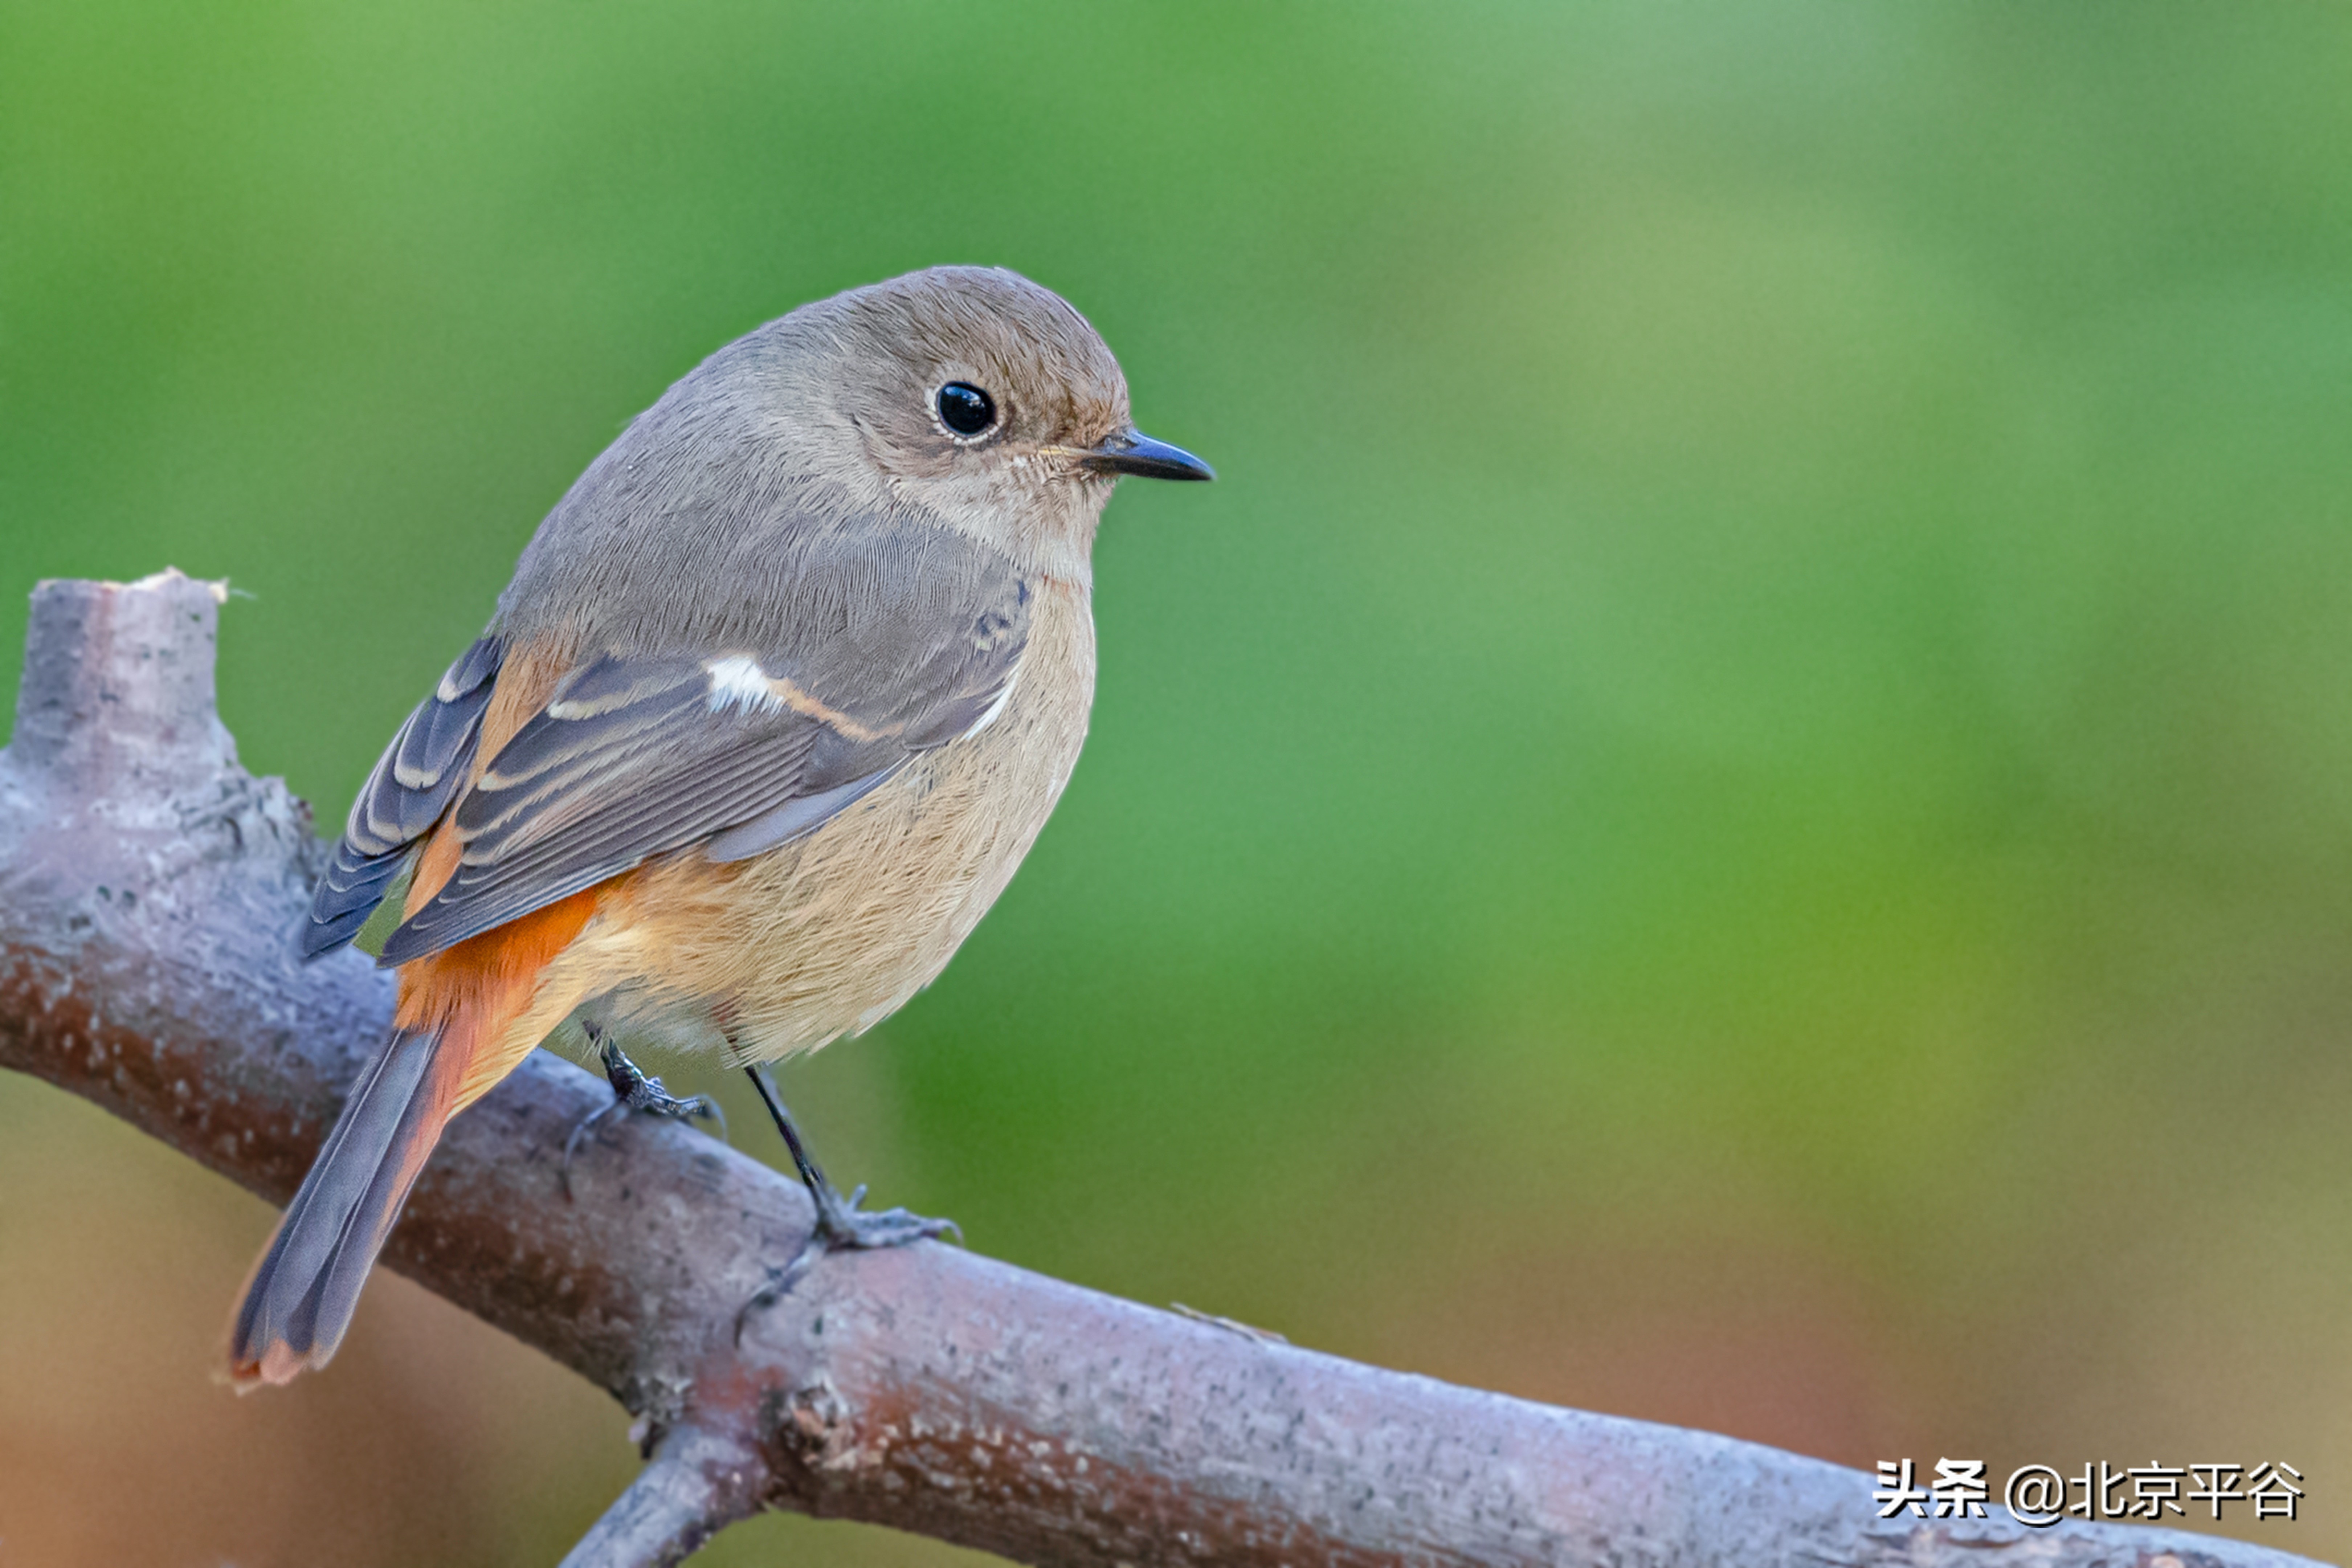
962,663,1021,740
702,656,885,742
705,655,779,715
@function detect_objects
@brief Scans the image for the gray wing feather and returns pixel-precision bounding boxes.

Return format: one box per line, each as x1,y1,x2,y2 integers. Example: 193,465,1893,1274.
303,637,504,957
704,767,904,862
377,528,1029,966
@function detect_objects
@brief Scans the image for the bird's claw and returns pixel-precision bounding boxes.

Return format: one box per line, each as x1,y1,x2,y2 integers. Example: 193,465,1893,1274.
560,1030,725,1200
733,1180,960,1342
808,1177,962,1251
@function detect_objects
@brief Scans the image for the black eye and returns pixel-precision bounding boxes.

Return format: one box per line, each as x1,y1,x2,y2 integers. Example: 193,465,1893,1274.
936,381,997,437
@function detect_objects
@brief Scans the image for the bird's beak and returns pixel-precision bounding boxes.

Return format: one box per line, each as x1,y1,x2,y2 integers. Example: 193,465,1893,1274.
1078,427,1215,482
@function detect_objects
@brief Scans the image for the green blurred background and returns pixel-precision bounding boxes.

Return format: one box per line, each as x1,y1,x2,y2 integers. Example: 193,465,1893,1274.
4,2,2349,1562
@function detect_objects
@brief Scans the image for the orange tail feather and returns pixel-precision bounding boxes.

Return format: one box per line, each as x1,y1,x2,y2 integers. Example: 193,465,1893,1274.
227,880,604,1388
226,1022,466,1389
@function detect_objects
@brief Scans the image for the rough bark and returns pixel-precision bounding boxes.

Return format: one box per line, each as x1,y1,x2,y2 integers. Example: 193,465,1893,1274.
0,569,2315,1568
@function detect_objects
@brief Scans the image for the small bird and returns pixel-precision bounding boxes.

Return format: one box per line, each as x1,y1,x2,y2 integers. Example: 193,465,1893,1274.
228,266,1212,1388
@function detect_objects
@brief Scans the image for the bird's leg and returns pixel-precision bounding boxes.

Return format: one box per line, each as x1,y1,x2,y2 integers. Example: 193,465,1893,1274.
560,1022,724,1199
743,1062,959,1251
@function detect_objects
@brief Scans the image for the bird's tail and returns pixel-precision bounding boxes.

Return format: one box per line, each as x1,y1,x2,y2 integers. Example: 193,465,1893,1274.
226,1023,466,1390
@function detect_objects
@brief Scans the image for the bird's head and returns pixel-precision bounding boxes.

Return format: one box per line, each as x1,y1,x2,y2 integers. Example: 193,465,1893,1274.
761,266,1213,574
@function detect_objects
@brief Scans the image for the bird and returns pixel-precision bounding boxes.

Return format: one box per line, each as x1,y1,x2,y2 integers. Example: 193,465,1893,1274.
227,265,1212,1389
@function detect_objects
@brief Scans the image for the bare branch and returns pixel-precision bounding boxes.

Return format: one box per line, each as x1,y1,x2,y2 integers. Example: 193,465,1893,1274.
555,1422,766,1568
0,569,2316,1568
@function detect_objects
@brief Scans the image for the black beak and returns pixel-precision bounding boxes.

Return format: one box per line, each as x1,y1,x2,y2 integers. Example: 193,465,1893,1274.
1080,428,1215,482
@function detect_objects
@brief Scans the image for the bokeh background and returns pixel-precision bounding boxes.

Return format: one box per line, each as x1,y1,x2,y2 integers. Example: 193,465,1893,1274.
4,3,2349,1563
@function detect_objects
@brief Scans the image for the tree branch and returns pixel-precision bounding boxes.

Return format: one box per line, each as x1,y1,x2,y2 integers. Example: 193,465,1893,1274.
0,569,2313,1568
556,1422,767,1568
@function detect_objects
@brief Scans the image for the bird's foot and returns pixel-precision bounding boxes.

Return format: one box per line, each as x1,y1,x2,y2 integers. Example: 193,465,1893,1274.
734,1180,959,1341
806,1174,962,1252
561,1029,724,1199
735,1063,958,1322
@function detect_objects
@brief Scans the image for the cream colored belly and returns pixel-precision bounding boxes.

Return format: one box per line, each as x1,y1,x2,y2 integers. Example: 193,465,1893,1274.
502,579,1096,1065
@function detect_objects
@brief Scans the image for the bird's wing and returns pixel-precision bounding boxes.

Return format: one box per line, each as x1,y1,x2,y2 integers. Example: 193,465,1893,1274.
304,637,505,957
373,539,1032,967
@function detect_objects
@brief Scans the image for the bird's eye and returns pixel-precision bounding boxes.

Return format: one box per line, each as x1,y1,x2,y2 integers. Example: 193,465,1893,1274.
936,381,997,438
